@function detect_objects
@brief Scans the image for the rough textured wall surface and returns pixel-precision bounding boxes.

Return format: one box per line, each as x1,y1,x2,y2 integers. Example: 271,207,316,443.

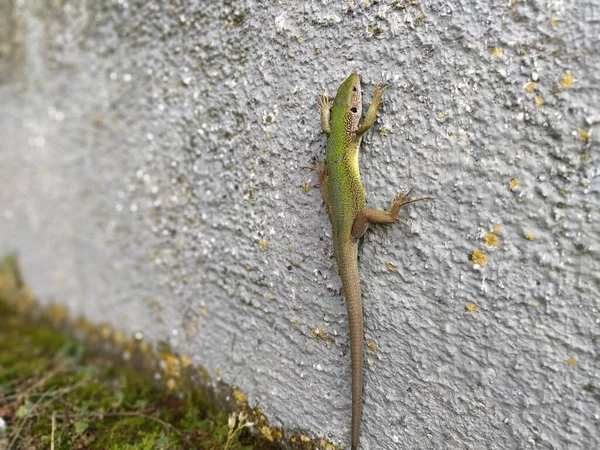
1,1,598,449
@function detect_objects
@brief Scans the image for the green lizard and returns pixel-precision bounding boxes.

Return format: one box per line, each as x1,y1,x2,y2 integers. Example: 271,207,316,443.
315,73,426,450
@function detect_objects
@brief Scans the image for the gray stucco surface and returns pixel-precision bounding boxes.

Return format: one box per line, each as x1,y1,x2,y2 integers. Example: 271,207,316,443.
1,1,598,448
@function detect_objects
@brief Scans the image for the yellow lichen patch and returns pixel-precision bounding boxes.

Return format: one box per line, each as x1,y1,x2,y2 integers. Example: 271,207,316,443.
534,95,543,107
260,425,274,441
233,389,247,404
271,428,283,440
299,434,310,443
524,80,536,93
144,296,157,308
113,329,126,345
567,357,577,367
47,303,68,326
560,73,573,88
166,378,177,390
484,233,499,247
197,365,212,385
367,340,377,351
74,316,94,335
465,302,478,313
161,352,181,378
258,239,268,249
414,13,425,27
550,17,558,27
509,177,520,191
99,324,112,340
576,127,590,142
437,112,446,120
385,261,396,271
122,337,136,354
490,47,503,59
525,232,535,241
314,48,320,55
367,23,382,35
533,301,540,307
320,439,338,450
0,272,12,288
138,340,149,353
180,354,192,368
471,249,487,265
302,183,311,193
379,127,390,136
493,225,502,234
310,327,334,347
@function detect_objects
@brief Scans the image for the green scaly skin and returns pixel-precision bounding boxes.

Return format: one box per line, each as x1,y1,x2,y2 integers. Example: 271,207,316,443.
316,73,426,450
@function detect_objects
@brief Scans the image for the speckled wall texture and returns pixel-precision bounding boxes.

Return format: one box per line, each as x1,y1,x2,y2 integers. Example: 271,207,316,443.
0,1,598,449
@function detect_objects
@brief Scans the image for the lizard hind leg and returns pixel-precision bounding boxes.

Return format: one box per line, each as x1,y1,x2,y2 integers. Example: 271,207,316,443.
304,160,331,214
351,213,370,240
316,160,331,213
351,189,429,239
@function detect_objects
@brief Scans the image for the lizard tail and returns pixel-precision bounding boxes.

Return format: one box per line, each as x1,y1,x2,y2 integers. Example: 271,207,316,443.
337,243,363,450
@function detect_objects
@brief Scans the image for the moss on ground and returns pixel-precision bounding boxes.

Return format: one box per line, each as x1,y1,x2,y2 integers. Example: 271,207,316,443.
0,298,273,449
0,256,333,450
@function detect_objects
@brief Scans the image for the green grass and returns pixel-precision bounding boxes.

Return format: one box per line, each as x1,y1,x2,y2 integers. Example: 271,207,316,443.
0,260,283,450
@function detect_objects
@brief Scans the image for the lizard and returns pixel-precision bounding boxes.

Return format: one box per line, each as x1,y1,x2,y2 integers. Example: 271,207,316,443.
314,73,427,450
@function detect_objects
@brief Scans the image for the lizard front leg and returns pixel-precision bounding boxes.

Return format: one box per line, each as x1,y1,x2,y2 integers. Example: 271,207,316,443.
316,92,332,214
317,161,331,216
318,92,332,135
356,83,387,137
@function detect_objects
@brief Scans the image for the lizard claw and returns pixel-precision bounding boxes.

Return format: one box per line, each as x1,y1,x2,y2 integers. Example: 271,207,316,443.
390,188,431,220
373,83,389,105
318,92,332,110
303,160,328,185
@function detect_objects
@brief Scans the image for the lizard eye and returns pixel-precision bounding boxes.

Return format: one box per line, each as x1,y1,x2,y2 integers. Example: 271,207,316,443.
350,107,357,113
352,87,357,91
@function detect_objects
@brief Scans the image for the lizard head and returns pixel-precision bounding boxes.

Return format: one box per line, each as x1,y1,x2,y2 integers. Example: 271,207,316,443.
333,73,362,132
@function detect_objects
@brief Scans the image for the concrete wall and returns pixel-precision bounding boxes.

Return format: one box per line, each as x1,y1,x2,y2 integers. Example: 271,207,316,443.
1,1,598,448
